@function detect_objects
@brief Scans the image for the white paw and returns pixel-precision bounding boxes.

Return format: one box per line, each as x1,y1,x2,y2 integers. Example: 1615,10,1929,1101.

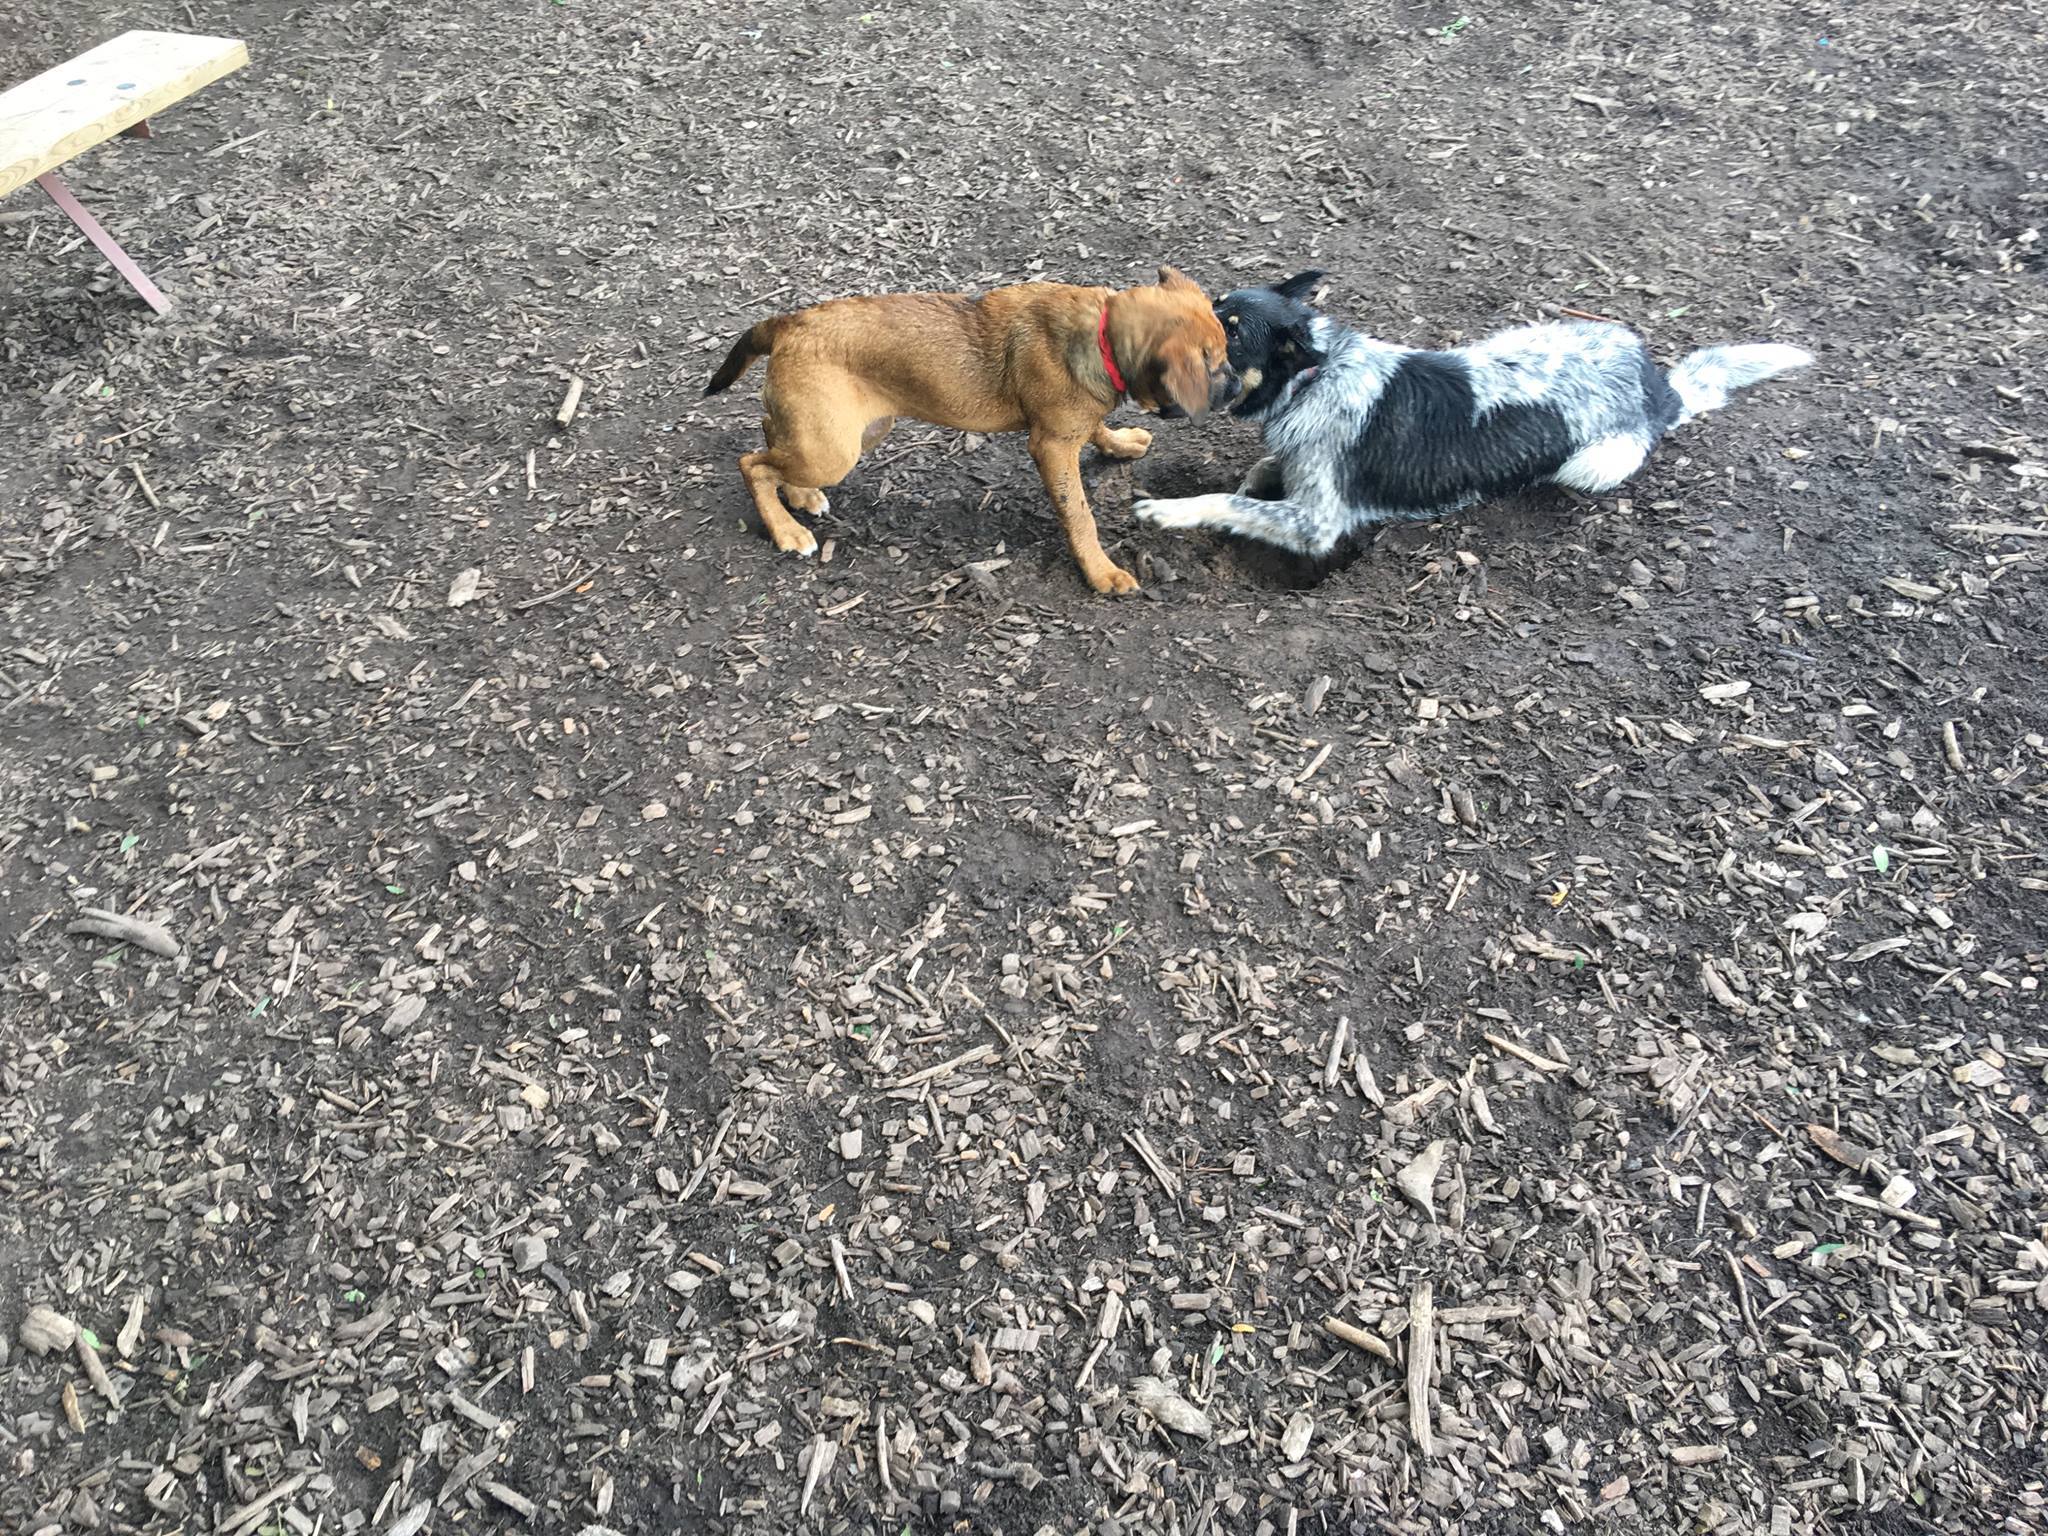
812,493,830,518
1133,497,1203,529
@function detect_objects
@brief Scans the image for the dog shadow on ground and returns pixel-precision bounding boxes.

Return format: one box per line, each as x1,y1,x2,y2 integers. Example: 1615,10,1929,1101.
1130,459,1585,594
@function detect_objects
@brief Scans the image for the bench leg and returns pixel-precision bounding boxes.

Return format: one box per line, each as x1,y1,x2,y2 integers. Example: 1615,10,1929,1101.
35,170,173,317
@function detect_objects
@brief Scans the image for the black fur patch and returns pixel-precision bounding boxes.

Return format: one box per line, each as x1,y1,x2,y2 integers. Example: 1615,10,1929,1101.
1341,352,1577,511
1638,347,1683,434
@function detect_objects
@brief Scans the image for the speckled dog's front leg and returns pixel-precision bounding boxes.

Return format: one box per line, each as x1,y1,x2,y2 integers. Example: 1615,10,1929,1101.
1132,492,1345,558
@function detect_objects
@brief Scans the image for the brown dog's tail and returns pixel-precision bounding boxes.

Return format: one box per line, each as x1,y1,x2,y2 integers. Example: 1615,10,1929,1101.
703,317,783,396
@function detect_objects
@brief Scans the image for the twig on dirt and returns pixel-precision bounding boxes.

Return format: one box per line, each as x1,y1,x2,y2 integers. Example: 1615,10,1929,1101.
679,1108,738,1200
1437,1304,1524,1325
1407,1281,1436,1457
1948,521,2048,539
1483,1031,1568,1073
130,463,161,508
1385,1079,1452,1127
1555,303,1620,324
1123,1128,1181,1200
979,1012,1036,1083
692,1375,731,1436
1836,1186,1940,1230
799,1436,834,1516
1081,922,1133,968
514,567,593,611
1807,1122,1888,1178
481,1482,539,1521
75,1333,121,1407
67,907,179,958
220,1473,309,1536
205,128,267,159
828,1336,889,1354
555,374,585,427
889,1042,994,1089
1322,1315,1395,1363
830,1235,854,1302
117,1293,145,1359
1465,1073,1502,1135
1098,1290,1124,1339
1726,1249,1758,1334
1075,1337,1109,1389
1323,1015,1349,1089
1354,1051,1386,1109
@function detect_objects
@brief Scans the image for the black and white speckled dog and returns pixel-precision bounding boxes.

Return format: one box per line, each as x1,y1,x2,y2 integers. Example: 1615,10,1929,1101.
1133,270,1812,557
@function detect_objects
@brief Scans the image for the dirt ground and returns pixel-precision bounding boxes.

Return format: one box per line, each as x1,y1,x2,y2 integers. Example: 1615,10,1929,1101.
3,2,2045,1533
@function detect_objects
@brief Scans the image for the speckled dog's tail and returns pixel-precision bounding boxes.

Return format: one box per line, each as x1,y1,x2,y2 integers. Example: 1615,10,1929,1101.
1667,342,1813,425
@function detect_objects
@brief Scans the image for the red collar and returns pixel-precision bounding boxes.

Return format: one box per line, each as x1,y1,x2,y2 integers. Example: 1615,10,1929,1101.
1097,307,1126,396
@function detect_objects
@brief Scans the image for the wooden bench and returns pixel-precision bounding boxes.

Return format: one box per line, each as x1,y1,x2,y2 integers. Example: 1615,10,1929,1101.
0,30,249,315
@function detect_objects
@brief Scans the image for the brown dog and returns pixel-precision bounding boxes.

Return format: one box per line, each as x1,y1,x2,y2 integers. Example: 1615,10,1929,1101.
703,267,1234,593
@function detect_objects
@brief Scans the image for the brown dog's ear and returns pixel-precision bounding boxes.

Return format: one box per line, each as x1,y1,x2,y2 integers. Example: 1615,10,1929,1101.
1156,342,1212,416
1156,265,1201,293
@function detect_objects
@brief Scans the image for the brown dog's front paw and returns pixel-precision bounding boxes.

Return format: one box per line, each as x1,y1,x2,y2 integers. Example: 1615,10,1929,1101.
1095,427,1153,460
769,522,820,558
1086,561,1141,595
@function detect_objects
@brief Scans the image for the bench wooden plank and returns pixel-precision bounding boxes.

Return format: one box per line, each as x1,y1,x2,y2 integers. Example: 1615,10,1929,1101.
0,30,248,198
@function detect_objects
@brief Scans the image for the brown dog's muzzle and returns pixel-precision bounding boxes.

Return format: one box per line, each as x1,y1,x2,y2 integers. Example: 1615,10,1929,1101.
1159,368,1240,420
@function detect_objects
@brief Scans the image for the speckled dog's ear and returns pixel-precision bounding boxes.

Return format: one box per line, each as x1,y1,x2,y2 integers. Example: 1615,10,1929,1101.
1269,270,1325,302
1281,318,1325,364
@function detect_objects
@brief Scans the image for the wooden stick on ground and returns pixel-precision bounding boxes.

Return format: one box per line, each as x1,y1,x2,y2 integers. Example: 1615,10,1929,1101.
67,907,179,958
1407,1281,1436,1457
829,1235,854,1302
888,1041,995,1090
1322,1314,1395,1363
1323,1015,1349,1089
555,374,584,427
1483,1031,1568,1073
1123,1128,1181,1200
513,566,593,612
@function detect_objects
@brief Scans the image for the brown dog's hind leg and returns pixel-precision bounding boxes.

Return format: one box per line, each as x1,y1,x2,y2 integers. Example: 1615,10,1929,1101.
1091,423,1152,460
1029,429,1138,595
740,450,826,556
740,405,890,555
739,397,869,556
